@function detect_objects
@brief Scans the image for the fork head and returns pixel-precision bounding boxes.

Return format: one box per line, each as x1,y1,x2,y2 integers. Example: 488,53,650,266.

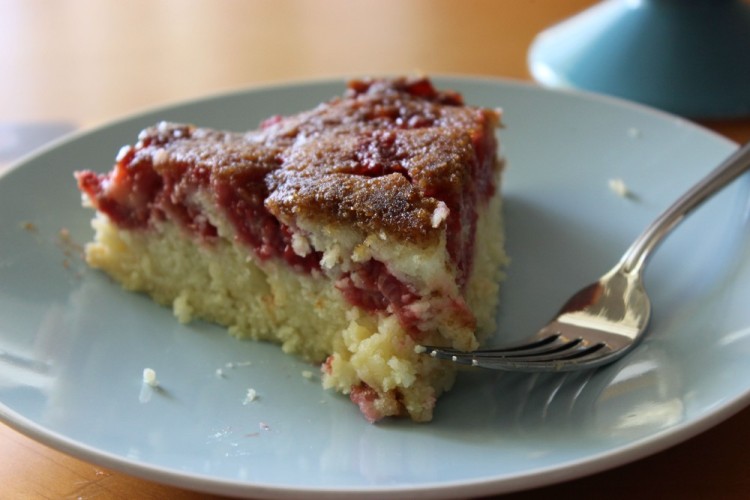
426,264,651,372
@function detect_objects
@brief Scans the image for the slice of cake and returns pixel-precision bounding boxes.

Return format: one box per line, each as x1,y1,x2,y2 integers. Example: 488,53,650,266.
75,77,507,422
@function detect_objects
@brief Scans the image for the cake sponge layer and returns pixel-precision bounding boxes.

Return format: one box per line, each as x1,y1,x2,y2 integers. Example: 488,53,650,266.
83,182,505,422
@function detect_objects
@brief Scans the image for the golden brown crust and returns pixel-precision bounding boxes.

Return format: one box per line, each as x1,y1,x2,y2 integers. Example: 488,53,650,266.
85,77,500,248
266,170,440,243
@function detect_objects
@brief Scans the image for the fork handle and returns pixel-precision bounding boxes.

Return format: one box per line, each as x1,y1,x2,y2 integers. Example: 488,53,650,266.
621,141,750,274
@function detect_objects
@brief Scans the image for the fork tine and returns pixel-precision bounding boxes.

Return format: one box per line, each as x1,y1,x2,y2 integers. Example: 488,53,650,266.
425,333,574,361
478,336,584,358
480,334,562,354
425,340,609,371
425,334,563,361
473,343,610,371
503,342,607,363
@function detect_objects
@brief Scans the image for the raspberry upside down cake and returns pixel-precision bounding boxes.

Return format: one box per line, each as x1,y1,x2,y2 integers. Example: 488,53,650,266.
75,77,507,422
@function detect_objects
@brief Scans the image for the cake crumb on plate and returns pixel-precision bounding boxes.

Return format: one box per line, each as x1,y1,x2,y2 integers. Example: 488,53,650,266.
243,388,258,404
20,221,38,232
608,178,635,199
142,368,158,387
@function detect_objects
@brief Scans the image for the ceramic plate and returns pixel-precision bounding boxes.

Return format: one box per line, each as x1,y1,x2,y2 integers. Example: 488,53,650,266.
1,77,748,499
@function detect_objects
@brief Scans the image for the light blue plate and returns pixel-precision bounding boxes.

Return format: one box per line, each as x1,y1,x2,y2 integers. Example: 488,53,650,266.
0,77,747,498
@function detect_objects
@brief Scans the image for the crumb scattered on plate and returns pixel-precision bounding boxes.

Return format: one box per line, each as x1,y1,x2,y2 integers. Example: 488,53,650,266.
243,388,258,404
20,221,38,232
301,370,314,379
608,178,631,198
142,368,158,387
58,227,84,256
628,127,642,139
139,368,160,403
216,360,253,379
225,361,252,369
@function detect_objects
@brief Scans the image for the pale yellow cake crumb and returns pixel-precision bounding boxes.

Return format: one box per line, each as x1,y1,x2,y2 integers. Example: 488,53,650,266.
142,368,158,387
608,178,630,197
243,388,258,404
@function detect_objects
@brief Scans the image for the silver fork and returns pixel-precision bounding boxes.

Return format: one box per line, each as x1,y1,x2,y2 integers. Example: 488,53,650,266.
425,141,750,372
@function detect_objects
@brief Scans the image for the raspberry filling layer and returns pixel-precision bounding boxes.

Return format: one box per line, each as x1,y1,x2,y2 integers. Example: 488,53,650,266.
336,260,425,338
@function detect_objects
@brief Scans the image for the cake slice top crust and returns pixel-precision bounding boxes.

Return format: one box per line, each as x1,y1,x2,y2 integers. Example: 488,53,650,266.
77,77,502,281
259,79,501,243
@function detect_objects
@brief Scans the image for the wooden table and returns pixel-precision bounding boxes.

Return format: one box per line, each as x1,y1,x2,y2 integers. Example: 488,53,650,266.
2,1,749,498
